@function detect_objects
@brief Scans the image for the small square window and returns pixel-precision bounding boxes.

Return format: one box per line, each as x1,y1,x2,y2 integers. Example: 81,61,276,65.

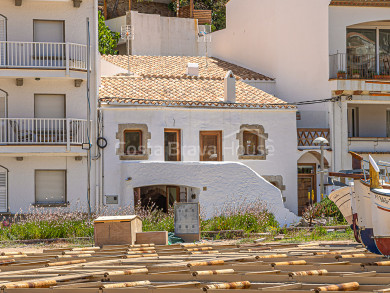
124,130,143,155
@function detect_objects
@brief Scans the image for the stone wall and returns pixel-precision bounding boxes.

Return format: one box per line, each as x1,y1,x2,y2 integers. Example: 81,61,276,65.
106,0,174,19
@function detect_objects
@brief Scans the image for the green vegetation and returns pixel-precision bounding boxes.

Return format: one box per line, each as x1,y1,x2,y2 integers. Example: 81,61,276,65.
98,11,120,55
0,198,350,243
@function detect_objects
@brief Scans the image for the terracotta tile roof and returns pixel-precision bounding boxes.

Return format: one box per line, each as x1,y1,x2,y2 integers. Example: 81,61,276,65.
99,76,293,109
330,0,390,7
101,55,274,81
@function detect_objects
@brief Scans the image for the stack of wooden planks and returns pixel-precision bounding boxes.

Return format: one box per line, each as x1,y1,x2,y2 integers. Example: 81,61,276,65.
0,242,389,292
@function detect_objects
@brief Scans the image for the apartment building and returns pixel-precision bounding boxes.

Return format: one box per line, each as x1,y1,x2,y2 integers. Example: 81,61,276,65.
0,0,99,213
211,0,390,214
98,55,299,225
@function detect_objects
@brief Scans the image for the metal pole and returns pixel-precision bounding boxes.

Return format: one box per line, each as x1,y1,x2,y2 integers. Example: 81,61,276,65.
320,143,324,199
86,17,91,217
127,37,130,75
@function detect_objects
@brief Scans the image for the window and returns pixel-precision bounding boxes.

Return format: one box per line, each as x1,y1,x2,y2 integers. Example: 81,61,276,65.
34,94,65,118
200,131,222,161
243,131,259,155
124,130,142,155
116,124,150,160
347,107,359,138
237,125,268,160
164,129,181,161
33,20,64,43
35,170,66,206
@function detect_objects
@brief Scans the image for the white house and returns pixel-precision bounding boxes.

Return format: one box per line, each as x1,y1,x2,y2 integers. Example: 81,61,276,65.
98,55,299,225
211,0,390,214
0,0,99,213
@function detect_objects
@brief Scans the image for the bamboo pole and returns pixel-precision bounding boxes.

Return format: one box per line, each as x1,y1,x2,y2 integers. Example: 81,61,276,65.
192,269,234,276
271,260,307,267
289,269,328,277
46,259,87,267
1,279,57,289
203,281,251,291
104,268,148,277
314,282,359,293
187,260,224,267
100,280,151,289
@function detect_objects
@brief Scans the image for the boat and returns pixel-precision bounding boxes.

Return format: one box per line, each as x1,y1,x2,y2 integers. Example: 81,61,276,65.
354,178,381,254
368,157,390,256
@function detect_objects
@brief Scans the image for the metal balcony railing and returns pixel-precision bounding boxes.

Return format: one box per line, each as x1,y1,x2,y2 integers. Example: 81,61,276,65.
0,118,88,148
329,53,390,79
0,42,87,71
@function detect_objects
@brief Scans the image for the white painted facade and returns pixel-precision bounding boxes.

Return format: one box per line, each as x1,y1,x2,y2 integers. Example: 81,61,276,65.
106,11,210,57
0,0,99,213
99,102,300,225
211,0,390,202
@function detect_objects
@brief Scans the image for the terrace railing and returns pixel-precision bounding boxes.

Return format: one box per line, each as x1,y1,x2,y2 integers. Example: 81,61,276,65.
0,118,88,148
329,53,390,79
297,128,330,147
0,42,87,71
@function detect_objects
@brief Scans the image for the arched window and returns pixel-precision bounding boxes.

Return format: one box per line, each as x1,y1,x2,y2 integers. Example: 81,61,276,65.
0,14,6,66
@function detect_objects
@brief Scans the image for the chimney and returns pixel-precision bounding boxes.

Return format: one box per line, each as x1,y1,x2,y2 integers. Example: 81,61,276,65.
187,63,199,76
224,70,236,103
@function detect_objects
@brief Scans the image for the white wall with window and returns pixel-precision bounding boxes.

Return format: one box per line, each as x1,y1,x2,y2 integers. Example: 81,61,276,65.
0,156,87,213
101,105,299,214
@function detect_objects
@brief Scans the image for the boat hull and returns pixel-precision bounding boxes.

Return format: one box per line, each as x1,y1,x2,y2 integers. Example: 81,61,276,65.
370,188,390,256
355,180,381,254
359,228,381,255
328,186,353,225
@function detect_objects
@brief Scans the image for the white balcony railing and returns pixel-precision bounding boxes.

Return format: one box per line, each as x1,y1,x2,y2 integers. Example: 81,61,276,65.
349,137,390,153
0,118,88,148
0,42,87,71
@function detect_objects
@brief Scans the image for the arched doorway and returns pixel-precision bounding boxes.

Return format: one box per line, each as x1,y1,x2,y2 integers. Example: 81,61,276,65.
0,14,6,66
297,151,329,216
0,165,8,213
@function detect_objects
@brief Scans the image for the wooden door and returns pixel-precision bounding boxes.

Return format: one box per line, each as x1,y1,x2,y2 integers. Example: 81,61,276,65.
164,129,181,161
298,176,313,216
200,131,222,161
166,186,180,211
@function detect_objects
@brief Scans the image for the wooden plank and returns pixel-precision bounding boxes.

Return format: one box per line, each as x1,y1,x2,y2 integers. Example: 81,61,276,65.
136,232,168,245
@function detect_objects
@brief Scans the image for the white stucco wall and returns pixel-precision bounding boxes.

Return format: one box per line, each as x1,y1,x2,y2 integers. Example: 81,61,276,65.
211,0,332,129
101,105,299,215
106,11,209,56
0,0,100,212
0,155,88,213
121,161,299,226
1,0,94,45
0,78,88,119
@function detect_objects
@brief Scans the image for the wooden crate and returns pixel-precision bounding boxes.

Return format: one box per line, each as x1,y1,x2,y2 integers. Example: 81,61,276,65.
136,231,168,245
94,215,142,247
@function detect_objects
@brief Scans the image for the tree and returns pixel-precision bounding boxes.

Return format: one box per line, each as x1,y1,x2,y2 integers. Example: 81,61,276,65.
98,11,120,55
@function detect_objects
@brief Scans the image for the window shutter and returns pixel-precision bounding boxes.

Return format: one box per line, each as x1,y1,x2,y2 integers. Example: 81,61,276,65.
0,171,7,213
35,170,66,203
34,94,65,118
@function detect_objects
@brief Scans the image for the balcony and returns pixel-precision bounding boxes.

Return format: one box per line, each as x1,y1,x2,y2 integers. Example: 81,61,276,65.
297,128,330,149
0,42,87,73
0,118,88,148
330,53,390,80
